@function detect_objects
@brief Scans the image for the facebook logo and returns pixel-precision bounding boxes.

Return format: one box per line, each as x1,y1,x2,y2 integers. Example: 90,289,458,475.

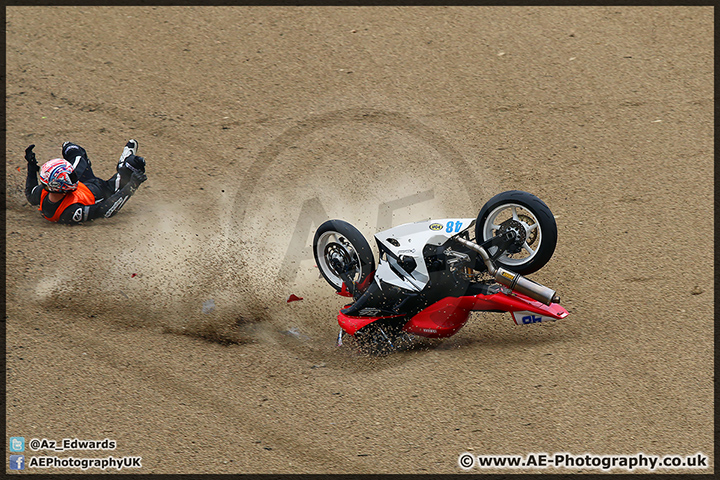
9,437,25,452
9,455,25,470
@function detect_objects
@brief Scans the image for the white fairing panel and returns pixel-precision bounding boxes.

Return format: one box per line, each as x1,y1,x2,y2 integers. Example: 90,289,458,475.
373,218,475,291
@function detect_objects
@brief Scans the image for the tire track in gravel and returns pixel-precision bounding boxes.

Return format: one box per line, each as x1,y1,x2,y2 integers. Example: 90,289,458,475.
18,313,370,473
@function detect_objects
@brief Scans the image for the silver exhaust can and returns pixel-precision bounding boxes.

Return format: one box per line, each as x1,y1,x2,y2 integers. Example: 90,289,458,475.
495,268,560,305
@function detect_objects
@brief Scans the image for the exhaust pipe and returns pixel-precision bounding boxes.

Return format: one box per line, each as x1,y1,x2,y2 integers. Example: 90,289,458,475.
454,237,497,275
495,268,559,305
453,236,560,305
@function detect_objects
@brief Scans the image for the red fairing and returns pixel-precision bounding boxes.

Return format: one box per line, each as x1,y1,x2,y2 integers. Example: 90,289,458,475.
337,309,405,336
474,291,568,319
403,291,568,338
336,282,353,298
357,271,375,291
337,290,568,338
402,297,473,338
336,271,376,298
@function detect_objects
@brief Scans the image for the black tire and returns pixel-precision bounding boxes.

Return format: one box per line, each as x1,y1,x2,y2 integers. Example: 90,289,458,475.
313,220,375,292
475,190,557,275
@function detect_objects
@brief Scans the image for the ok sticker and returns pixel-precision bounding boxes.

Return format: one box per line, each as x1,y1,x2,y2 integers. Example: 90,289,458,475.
512,310,553,325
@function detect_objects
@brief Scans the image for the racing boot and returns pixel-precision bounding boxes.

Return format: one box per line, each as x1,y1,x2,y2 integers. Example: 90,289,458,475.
118,139,139,167
116,139,145,191
61,141,92,180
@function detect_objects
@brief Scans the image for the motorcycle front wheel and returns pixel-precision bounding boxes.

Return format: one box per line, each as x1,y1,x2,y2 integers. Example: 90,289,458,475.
475,190,557,275
313,220,375,292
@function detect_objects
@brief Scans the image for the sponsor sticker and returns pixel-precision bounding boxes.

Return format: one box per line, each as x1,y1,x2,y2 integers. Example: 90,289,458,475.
511,310,556,325
429,223,443,231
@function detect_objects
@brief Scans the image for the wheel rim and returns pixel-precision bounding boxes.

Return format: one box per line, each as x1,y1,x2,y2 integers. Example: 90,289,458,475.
482,203,542,267
316,231,363,289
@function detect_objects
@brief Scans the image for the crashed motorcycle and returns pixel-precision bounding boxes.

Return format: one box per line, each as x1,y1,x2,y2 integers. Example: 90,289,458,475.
313,190,568,352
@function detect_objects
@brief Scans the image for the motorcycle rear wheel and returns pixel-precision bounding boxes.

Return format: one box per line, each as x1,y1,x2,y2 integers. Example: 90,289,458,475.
475,190,557,275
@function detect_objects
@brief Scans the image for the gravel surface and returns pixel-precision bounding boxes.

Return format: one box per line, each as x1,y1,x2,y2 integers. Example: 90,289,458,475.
5,6,713,474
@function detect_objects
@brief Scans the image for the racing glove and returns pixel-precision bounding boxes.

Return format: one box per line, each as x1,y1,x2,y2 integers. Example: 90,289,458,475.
25,144,43,204
119,154,146,175
128,169,147,192
25,144,39,174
